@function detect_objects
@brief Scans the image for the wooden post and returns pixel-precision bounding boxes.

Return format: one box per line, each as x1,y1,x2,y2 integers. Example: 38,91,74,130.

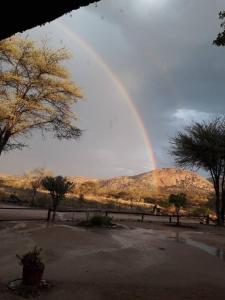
141,214,144,222
52,209,56,222
169,215,172,223
177,215,180,226
47,208,51,222
206,214,210,225
86,211,89,221
105,211,108,217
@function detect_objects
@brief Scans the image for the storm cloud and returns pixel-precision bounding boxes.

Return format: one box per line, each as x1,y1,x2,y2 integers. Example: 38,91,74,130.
1,0,225,177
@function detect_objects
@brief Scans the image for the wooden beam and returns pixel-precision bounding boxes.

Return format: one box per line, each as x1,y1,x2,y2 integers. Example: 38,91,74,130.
0,0,101,40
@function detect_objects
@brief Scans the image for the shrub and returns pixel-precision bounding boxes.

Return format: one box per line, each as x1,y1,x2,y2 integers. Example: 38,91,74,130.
191,206,210,217
90,215,112,226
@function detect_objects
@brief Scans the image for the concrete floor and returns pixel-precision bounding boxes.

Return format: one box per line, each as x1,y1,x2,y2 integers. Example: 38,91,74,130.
1,221,225,299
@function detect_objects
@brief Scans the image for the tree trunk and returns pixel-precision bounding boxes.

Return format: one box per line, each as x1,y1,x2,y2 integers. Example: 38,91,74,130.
221,190,225,225
176,214,180,226
52,209,56,222
31,188,36,206
215,184,221,225
0,143,5,156
176,208,180,226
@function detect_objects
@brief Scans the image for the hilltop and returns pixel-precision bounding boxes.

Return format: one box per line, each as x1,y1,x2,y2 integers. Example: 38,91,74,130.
0,168,213,208
70,168,213,203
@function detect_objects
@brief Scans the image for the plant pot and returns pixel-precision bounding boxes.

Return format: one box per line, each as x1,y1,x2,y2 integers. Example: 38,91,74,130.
22,266,44,286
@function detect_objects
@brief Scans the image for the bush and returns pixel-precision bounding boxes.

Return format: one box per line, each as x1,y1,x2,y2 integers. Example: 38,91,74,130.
191,206,210,217
90,215,112,226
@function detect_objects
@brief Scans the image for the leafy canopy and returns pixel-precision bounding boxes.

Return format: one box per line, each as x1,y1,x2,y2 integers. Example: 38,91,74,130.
213,11,225,46
168,193,187,213
170,118,225,174
42,175,74,209
0,36,82,153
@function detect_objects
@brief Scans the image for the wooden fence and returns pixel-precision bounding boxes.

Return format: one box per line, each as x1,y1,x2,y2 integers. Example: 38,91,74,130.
0,206,213,225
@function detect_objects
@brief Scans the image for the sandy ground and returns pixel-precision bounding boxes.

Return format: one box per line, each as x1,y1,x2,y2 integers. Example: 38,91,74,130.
1,219,225,300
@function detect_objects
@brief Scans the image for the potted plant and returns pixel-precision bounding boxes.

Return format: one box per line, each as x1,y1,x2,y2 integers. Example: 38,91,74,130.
17,247,45,286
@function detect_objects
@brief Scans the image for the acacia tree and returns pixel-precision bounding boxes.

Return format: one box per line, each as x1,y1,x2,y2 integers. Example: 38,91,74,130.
42,176,74,221
213,11,225,46
168,193,187,225
24,167,53,206
170,119,225,225
0,36,82,155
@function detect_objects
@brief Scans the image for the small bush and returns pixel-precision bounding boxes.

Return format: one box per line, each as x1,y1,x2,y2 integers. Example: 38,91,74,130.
191,206,210,217
90,215,112,226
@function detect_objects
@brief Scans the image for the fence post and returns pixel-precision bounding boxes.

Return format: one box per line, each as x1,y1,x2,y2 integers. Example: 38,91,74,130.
169,215,172,223
105,211,108,217
141,214,144,222
86,211,89,221
47,208,51,222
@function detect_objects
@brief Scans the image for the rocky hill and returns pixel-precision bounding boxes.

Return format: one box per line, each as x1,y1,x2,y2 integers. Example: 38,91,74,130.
70,168,213,202
0,168,214,204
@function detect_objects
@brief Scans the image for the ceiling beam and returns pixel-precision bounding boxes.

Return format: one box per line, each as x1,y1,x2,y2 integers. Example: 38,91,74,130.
0,0,101,40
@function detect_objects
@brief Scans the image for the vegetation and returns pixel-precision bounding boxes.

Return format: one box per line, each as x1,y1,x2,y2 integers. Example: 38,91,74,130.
213,11,225,46
190,206,210,217
24,168,53,206
17,247,44,271
90,215,113,226
0,168,212,215
42,176,74,221
0,36,82,156
170,118,225,225
168,193,187,225
17,247,45,287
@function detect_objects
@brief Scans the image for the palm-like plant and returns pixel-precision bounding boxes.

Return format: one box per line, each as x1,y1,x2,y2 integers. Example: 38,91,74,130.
42,176,74,221
169,193,187,225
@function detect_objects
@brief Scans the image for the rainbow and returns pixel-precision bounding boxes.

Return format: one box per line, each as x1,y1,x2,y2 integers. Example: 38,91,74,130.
54,20,157,173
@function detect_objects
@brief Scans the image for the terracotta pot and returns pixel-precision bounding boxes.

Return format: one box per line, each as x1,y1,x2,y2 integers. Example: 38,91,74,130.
22,266,44,286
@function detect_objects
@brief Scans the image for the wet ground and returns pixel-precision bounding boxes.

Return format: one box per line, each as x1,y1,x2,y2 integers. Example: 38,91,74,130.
1,220,225,299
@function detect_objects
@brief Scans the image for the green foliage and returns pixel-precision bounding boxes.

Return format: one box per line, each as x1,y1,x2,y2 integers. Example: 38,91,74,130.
191,206,210,217
0,36,82,155
42,176,74,210
213,11,225,46
170,118,225,170
170,118,225,224
17,247,44,271
169,193,187,214
90,215,112,226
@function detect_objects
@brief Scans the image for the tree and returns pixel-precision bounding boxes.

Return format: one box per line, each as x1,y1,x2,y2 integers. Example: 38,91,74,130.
0,36,82,156
168,193,187,225
24,167,53,206
213,11,225,46
170,118,225,225
42,176,74,221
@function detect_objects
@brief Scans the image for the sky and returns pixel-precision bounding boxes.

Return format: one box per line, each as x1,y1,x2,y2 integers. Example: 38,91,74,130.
1,0,225,178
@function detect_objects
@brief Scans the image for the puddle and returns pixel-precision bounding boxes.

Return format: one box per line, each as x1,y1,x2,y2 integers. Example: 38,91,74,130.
169,231,225,261
184,238,225,260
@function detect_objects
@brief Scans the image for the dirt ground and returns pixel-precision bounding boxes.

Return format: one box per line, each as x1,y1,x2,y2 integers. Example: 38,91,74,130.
1,219,225,300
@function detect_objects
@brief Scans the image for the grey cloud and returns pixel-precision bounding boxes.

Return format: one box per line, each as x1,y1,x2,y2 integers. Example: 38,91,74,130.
1,0,225,176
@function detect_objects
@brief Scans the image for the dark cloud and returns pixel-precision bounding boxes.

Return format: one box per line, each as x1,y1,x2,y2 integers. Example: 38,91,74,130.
1,0,225,176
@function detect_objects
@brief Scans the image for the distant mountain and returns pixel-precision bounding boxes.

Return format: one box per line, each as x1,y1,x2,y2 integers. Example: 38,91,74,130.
0,168,213,204
70,168,213,202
